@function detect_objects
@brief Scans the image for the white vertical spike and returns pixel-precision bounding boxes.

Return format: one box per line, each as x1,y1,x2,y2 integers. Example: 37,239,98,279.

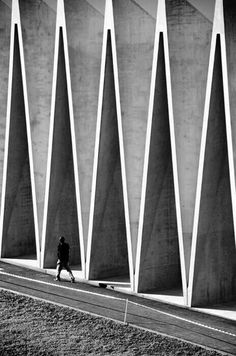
86,1,108,281
0,0,15,259
41,0,61,269
0,0,40,266
60,0,85,277
162,0,187,305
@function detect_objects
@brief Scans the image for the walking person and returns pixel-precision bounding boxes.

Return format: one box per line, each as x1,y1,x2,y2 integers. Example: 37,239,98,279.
55,236,75,283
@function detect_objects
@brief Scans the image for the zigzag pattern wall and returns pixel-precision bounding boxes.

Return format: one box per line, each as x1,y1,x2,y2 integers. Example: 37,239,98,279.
0,0,235,308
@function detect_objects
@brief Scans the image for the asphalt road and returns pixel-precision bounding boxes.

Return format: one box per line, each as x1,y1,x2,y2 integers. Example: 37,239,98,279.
0,261,235,355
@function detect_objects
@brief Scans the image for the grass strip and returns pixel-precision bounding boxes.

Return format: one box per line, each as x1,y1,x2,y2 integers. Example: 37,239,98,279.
0,290,222,355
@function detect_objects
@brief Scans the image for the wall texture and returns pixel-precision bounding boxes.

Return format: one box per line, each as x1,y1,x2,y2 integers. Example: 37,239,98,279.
166,0,213,276
64,0,103,248
113,0,156,264
2,25,36,258
19,0,56,241
0,0,235,308
0,1,11,210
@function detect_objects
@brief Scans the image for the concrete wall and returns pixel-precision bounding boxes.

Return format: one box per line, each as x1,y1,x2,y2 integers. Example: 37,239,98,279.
190,36,236,306
2,26,36,258
0,1,11,210
19,0,56,242
64,0,104,250
113,0,156,264
0,0,235,307
137,34,181,293
43,30,81,268
89,32,129,280
224,1,236,186
166,0,213,276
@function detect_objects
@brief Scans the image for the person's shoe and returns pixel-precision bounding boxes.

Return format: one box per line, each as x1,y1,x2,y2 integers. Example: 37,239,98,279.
54,276,61,281
71,277,75,283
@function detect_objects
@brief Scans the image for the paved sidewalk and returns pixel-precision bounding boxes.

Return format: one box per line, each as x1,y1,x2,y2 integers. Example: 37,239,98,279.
0,261,236,355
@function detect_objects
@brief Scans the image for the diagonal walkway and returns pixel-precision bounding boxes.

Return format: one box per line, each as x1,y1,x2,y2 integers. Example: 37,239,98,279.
0,261,235,355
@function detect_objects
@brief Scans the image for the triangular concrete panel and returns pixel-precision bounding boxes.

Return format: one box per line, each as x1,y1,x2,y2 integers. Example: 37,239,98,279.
88,31,129,280
43,28,81,269
1,25,36,259
136,33,181,293
190,36,236,307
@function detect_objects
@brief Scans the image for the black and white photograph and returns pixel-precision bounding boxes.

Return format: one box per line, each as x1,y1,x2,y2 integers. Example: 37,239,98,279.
0,0,235,354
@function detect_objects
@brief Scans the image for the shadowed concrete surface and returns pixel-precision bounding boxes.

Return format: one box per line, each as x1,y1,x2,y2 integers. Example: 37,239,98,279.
86,0,105,15
89,32,129,280
188,0,215,22
0,1,10,212
224,0,236,192
191,36,236,307
133,0,157,18
2,26,36,259
64,0,104,249
19,0,56,243
113,0,156,265
43,29,81,269
0,261,236,355
137,34,181,293
166,0,213,278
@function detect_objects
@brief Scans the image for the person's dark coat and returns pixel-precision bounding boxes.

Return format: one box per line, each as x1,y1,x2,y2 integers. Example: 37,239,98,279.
57,242,70,263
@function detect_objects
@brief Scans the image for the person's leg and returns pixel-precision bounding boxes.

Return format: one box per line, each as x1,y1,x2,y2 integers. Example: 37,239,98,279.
65,262,75,282
55,260,63,281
